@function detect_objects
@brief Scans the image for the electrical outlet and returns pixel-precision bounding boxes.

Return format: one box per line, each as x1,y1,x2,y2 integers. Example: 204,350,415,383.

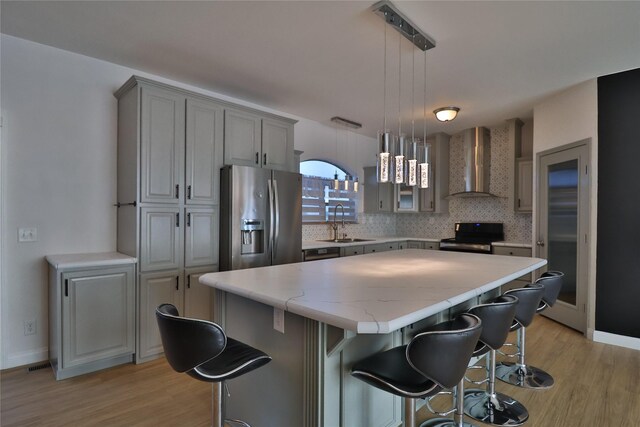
24,319,36,336
18,227,38,242
273,308,285,334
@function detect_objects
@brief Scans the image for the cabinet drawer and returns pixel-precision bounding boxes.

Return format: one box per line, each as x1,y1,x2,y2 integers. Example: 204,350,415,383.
424,242,440,250
364,242,399,254
493,246,531,257
342,246,365,257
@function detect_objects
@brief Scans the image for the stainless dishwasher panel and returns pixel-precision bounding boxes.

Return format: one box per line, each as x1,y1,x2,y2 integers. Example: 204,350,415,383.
302,247,341,261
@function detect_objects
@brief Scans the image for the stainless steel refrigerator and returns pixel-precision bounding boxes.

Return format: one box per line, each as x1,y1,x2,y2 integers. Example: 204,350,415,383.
220,165,302,271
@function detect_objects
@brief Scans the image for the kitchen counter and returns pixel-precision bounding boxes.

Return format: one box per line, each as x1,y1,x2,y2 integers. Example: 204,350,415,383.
199,249,546,426
200,249,545,333
302,236,441,250
492,241,533,248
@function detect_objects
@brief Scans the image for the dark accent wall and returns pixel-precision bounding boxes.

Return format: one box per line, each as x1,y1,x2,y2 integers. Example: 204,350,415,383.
596,68,640,338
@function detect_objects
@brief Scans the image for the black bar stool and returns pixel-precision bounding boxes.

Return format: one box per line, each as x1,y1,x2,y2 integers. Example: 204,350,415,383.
351,313,482,427
463,295,528,426
495,272,563,389
156,304,271,427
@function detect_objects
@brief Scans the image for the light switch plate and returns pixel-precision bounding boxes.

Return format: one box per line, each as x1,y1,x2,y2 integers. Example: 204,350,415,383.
18,227,37,242
273,307,285,334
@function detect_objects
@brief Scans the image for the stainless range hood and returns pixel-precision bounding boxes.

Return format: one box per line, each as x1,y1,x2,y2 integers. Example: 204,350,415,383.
448,127,499,198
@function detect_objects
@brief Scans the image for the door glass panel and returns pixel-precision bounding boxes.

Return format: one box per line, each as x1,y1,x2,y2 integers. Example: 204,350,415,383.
547,159,578,306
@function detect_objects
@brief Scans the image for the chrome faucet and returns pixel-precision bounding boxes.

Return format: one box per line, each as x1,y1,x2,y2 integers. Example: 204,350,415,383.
332,203,345,242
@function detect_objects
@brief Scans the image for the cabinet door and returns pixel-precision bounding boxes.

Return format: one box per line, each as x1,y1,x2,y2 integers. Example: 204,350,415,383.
262,118,294,171
138,271,183,362
420,186,435,212
342,245,365,256
516,159,533,212
185,268,216,321
186,98,223,205
140,207,182,272
62,266,134,368
395,184,418,212
363,167,393,213
424,242,440,250
140,87,185,204
185,208,219,268
407,241,423,249
493,246,533,282
224,109,262,167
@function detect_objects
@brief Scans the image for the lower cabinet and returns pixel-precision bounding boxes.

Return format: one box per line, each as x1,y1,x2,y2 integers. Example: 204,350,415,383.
137,266,216,363
342,245,365,257
47,253,136,380
492,246,533,291
364,242,399,253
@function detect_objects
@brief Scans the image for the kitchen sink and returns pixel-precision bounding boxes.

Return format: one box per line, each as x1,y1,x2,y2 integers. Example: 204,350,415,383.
316,238,374,244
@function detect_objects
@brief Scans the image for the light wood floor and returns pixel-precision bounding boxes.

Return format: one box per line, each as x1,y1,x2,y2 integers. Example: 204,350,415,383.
1,316,639,426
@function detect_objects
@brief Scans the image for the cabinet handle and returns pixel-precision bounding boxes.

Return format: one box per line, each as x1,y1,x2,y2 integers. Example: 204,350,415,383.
263,153,267,165
175,184,179,199
518,199,521,208
379,201,383,209
187,275,191,289
430,201,434,209
255,152,259,164
187,212,191,227
176,276,180,291
187,185,192,199
64,279,68,297
176,212,180,227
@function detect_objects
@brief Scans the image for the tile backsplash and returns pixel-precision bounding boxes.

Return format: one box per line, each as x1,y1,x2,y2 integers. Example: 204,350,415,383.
303,124,532,243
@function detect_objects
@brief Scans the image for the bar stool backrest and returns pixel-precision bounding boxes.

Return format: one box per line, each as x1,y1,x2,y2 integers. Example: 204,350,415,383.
469,295,518,350
156,303,227,373
504,285,545,329
406,313,482,389
535,271,564,308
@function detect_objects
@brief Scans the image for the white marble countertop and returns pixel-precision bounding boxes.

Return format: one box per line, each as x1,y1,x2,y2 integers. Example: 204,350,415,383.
302,236,441,250
45,252,137,269
200,249,546,334
492,241,533,248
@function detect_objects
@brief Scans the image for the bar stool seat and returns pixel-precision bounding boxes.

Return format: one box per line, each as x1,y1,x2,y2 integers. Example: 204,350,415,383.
351,313,482,427
463,295,528,426
156,303,271,427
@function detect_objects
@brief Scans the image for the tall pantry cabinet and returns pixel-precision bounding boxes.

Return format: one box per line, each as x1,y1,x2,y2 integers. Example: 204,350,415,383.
115,77,221,363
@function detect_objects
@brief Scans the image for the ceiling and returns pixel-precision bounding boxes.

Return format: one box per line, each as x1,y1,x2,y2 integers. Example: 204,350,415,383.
3,1,640,138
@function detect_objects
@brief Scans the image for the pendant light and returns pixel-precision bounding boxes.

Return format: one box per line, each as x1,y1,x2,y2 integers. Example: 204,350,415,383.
377,13,392,183
333,121,340,191
406,35,418,187
330,116,362,192
419,49,430,189
394,29,405,185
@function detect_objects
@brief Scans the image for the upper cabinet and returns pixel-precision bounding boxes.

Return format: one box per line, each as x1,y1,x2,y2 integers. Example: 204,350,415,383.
507,118,533,213
420,132,450,214
224,109,295,171
363,166,394,213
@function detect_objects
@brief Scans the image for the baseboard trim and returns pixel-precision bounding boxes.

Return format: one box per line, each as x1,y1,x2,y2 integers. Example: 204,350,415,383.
4,347,48,370
593,330,640,351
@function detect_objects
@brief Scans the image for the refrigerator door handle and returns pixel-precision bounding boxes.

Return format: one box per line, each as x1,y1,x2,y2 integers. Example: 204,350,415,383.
267,178,274,258
273,179,280,258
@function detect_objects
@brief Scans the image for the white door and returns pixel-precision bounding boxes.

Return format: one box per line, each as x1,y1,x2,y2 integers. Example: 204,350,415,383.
536,141,590,332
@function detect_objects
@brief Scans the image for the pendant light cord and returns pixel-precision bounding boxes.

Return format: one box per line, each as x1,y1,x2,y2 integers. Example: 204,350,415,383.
398,29,402,137
383,15,387,132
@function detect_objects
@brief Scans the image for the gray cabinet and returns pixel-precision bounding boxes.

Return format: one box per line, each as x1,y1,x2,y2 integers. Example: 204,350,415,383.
424,241,440,250
342,245,365,257
364,242,399,253
395,184,419,212
420,133,450,213
224,109,295,171
186,98,224,205
516,158,533,212
493,245,533,291
363,166,394,213
116,76,222,363
47,253,136,380
140,87,185,204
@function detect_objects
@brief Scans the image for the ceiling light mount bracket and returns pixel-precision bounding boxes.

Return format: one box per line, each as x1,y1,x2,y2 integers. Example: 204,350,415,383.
371,0,436,51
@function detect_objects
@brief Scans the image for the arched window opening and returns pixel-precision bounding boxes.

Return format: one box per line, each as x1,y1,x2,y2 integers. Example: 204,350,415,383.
300,160,358,224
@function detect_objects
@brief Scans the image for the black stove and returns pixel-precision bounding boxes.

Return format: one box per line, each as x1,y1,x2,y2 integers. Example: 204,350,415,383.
440,223,504,254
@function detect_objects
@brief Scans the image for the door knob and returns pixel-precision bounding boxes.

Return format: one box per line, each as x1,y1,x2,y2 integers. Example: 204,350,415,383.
536,240,545,247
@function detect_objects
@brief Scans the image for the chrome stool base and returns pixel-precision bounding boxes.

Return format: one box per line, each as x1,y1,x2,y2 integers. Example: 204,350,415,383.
223,420,251,427
495,362,554,389
463,389,528,426
420,418,476,427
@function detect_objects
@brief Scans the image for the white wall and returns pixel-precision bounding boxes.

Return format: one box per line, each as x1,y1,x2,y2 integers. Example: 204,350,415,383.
0,34,377,369
532,79,598,336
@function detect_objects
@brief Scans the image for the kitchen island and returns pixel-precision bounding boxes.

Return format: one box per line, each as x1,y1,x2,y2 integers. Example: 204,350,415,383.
200,249,546,427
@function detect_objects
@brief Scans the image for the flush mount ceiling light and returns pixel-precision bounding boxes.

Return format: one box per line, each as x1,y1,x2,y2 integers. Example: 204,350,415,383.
434,106,460,122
